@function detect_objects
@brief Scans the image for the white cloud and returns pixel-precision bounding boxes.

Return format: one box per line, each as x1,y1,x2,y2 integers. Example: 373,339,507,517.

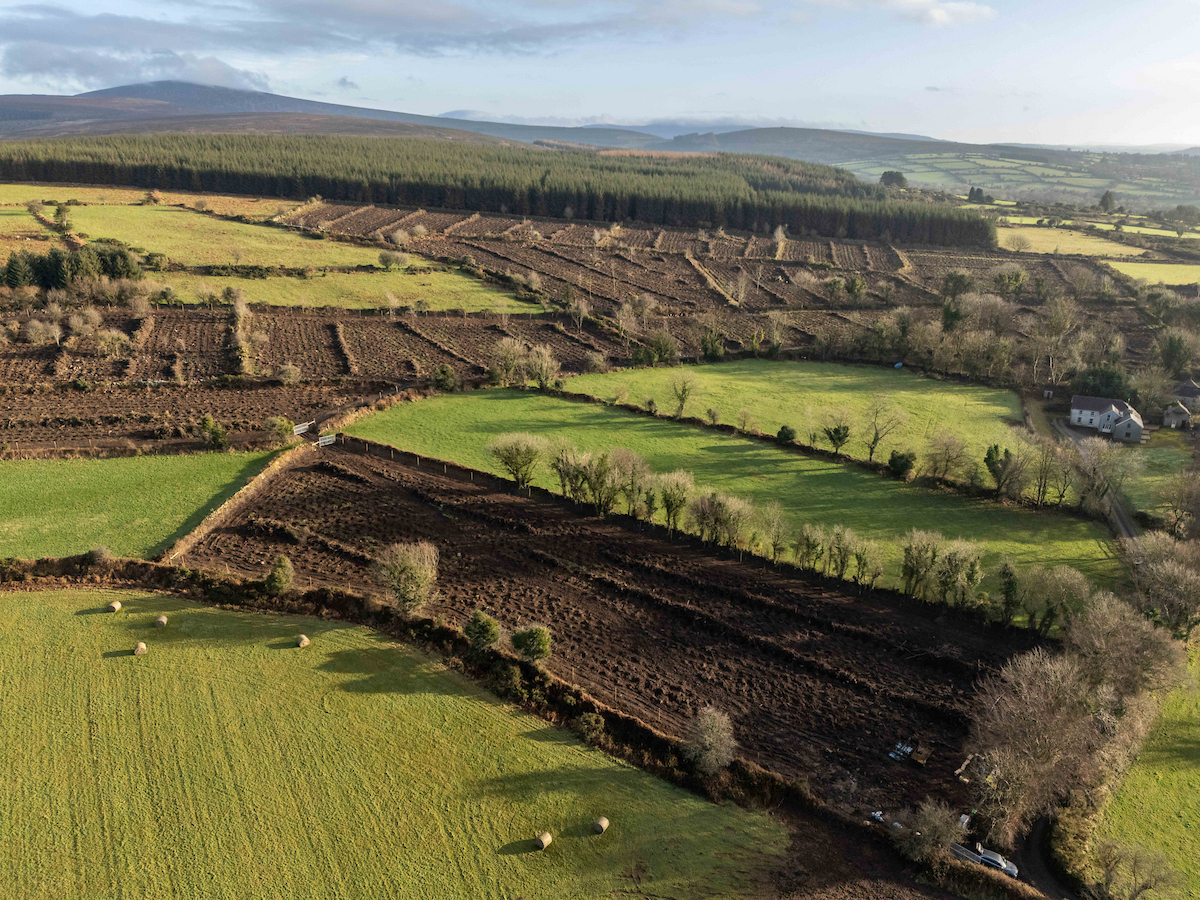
804,0,995,26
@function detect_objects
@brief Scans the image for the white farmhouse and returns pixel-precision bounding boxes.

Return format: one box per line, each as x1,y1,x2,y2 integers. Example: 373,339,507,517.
1070,395,1144,443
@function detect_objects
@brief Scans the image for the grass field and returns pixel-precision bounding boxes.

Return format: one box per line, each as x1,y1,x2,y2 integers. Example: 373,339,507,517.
346,390,1119,588
1108,260,1200,286
0,587,786,900
0,183,299,220
1000,226,1145,257
1098,648,1200,898
159,269,531,312
568,359,1025,467
1123,428,1195,514
0,452,273,560
0,206,56,261
68,205,383,267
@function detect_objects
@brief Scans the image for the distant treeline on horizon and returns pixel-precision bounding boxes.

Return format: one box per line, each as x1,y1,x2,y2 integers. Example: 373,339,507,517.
0,134,997,247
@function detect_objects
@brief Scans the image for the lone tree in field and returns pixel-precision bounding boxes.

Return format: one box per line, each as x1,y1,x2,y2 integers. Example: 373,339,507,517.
264,555,294,596
376,541,439,613
861,395,907,462
671,371,697,419
1006,233,1032,253
684,705,736,775
822,408,852,457
525,344,560,391
488,433,549,489
512,625,552,664
880,170,908,188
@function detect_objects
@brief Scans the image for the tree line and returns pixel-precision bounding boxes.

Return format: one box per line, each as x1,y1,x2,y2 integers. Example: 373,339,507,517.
0,134,995,247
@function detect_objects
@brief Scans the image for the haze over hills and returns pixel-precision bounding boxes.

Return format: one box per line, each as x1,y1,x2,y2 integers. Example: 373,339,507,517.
2,81,1200,205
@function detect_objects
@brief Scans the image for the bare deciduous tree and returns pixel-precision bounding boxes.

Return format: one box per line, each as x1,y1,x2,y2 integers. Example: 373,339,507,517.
487,433,549,489
861,394,907,462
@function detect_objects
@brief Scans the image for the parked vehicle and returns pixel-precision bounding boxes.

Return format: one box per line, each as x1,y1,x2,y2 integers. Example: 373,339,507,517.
950,843,1019,878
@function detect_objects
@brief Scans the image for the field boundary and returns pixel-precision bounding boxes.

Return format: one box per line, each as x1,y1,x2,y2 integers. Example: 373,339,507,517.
162,443,313,562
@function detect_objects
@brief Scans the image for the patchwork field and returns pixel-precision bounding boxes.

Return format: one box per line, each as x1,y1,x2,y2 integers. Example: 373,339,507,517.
1109,260,1200,285
0,183,299,220
69,205,383,267
0,588,787,900
1098,650,1200,899
0,452,273,559
568,359,1025,466
1000,225,1147,257
159,268,528,312
346,390,1119,587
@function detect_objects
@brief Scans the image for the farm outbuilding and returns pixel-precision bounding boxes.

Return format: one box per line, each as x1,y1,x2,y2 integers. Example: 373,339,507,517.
1164,402,1192,429
1175,378,1200,413
1070,395,1144,443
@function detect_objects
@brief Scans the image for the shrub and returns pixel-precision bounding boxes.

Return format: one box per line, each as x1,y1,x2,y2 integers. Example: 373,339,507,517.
706,407,721,425
489,661,523,697
684,705,736,775
890,798,960,874
583,351,607,373
87,546,113,566
277,363,301,384
888,449,917,480
645,397,658,415
432,363,457,392
511,625,552,663
198,414,228,449
375,541,439,613
570,712,606,744
777,424,797,443
264,555,294,596
464,610,501,650
487,432,549,489
264,416,295,447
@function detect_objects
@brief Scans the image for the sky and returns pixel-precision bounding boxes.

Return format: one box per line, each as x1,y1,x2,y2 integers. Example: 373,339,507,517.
0,0,1198,145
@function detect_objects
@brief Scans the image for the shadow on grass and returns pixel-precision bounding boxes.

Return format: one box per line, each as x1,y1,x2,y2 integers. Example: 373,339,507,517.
75,607,114,616
102,649,135,658
317,638,463,696
521,726,578,747
497,838,542,856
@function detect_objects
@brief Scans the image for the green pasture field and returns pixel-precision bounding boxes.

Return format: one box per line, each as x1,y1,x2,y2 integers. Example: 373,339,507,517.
158,268,531,313
0,452,273,560
1098,648,1200,898
346,390,1119,588
1001,225,1145,257
0,206,56,261
0,182,299,220
67,205,384,267
0,588,785,900
1108,261,1200,285
567,359,1024,466
1123,428,1195,514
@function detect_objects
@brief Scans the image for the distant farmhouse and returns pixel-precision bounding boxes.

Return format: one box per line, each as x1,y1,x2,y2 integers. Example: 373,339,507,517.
1070,395,1144,443
1175,378,1200,413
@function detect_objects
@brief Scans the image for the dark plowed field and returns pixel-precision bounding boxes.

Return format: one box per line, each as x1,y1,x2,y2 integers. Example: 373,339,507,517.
183,444,1039,817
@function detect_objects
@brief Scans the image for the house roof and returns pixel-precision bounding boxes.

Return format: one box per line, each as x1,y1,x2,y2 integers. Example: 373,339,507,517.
1176,379,1200,398
1113,411,1143,428
1071,395,1133,414
1165,401,1191,416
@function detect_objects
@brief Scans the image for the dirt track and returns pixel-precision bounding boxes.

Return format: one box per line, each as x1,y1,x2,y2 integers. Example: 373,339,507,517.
183,443,1040,818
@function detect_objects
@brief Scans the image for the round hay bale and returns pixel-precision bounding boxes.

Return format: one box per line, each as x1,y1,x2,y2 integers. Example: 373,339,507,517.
593,816,609,835
134,642,148,656
297,634,310,648
107,600,122,613
153,615,168,628
534,832,552,850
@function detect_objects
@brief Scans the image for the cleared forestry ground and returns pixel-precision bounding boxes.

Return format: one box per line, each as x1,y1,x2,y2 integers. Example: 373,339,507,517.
1108,260,1200,286
346,390,1120,589
1098,649,1200,900
158,268,531,312
568,359,1025,468
0,588,786,900
0,452,273,560
68,205,384,267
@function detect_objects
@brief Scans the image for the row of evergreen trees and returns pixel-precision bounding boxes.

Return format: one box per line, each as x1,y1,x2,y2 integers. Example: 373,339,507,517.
4,244,141,291
0,135,996,247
